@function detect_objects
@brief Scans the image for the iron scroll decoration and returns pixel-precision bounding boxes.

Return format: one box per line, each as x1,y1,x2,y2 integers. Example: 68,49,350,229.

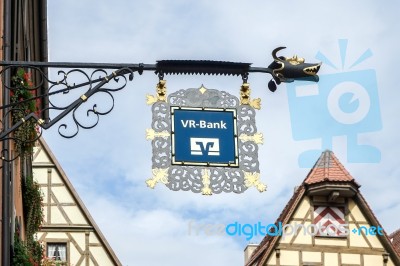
0,66,135,162
0,47,321,163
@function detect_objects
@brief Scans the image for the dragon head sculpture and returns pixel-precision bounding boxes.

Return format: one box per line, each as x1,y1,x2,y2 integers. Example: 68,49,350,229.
268,47,321,92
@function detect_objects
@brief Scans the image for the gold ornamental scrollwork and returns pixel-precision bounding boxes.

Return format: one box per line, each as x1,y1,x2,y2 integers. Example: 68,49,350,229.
146,168,169,188
146,80,168,105
146,129,170,140
244,172,267,192
240,83,261,110
201,169,212,195
239,132,264,145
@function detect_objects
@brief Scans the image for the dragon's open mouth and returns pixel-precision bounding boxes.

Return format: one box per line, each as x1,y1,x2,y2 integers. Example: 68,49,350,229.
303,64,321,75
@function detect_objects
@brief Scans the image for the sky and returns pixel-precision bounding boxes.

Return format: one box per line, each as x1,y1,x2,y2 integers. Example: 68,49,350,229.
42,1,400,265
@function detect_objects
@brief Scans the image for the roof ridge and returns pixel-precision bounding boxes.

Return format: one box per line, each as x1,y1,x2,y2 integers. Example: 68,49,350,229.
304,150,356,185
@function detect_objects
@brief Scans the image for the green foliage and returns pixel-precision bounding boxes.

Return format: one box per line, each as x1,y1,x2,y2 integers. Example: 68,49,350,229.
23,176,44,239
11,69,44,264
11,68,38,155
22,176,44,265
12,235,43,266
12,234,31,266
13,176,44,265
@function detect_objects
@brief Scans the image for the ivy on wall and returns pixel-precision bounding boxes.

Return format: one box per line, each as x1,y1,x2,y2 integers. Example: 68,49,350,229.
13,175,44,265
10,69,70,265
13,231,31,265
10,68,39,155
23,175,45,265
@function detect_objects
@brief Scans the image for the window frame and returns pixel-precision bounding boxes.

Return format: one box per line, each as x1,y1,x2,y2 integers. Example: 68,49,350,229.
46,241,69,264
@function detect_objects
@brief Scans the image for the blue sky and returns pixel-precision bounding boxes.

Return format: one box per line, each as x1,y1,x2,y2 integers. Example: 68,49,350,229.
42,1,400,265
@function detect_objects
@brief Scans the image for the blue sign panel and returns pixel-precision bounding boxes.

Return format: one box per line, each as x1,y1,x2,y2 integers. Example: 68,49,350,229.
171,107,238,167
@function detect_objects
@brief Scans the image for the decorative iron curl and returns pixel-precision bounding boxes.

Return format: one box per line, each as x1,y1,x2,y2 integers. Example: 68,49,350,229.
0,66,134,161
48,67,134,138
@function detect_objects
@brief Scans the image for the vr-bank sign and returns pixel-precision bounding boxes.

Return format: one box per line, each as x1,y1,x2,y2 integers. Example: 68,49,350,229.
146,86,265,194
171,107,239,167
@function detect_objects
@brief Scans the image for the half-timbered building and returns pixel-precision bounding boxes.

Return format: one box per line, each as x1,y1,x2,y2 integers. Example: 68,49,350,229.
245,150,400,266
32,138,121,266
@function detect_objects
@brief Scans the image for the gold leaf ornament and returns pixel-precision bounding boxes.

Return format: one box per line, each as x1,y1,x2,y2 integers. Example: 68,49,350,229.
244,172,267,192
201,169,212,195
239,132,264,144
146,168,169,188
146,80,168,105
146,129,170,140
250,98,261,110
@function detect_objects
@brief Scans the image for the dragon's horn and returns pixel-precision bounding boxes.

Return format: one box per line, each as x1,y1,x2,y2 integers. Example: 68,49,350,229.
272,47,286,62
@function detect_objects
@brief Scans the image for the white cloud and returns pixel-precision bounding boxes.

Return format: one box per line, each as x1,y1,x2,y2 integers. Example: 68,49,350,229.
82,193,243,266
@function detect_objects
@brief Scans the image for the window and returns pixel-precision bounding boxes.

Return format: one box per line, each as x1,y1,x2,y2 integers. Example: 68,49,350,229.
47,243,67,262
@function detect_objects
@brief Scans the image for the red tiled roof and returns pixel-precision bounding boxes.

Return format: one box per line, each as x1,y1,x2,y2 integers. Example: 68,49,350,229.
390,229,400,256
304,150,357,185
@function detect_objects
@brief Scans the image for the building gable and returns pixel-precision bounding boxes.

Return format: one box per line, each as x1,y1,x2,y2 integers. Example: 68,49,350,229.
246,151,400,266
33,138,121,266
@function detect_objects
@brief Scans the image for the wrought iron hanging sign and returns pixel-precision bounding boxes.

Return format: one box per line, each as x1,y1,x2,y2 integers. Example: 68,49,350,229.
0,46,321,266
143,48,322,195
0,47,321,166
146,80,266,195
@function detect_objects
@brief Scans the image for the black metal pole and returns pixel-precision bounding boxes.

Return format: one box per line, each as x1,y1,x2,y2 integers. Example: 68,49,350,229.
0,60,157,71
2,0,11,263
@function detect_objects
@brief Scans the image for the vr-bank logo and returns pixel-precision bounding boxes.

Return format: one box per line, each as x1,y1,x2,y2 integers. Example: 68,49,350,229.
286,39,382,167
190,138,220,156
